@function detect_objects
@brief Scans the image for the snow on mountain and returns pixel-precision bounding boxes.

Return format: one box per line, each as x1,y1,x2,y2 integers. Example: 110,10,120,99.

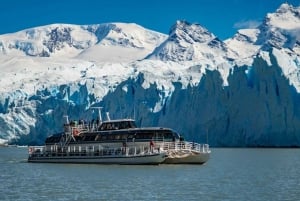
146,20,237,64
1,4,300,147
261,3,300,52
0,24,96,57
226,3,300,92
76,23,167,62
224,29,261,65
226,3,300,62
0,23,167,62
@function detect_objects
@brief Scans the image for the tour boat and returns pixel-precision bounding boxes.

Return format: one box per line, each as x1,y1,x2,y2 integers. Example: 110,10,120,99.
28,109,210,164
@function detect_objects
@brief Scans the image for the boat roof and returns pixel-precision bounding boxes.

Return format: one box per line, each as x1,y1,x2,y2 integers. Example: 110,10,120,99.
102,119,135,123
132,127,173,131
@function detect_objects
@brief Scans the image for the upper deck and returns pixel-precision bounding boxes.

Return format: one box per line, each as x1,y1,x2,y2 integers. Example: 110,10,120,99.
99,119,137,131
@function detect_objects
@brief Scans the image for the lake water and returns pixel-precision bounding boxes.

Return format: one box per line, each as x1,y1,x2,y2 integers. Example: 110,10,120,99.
0,147,299,201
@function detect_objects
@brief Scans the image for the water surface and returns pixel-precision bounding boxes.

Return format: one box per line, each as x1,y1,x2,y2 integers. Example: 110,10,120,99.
0,147,299,201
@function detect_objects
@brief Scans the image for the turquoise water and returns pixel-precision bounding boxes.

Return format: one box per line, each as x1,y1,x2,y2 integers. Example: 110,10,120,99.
1,147,299,201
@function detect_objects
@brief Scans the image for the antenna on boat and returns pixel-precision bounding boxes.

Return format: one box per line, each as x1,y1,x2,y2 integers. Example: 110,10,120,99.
106,112,111,121
63,115,70,124
63,115,76,142
90,107,103,123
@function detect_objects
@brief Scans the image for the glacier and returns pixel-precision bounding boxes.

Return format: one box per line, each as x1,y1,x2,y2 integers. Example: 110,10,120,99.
0,3,300,147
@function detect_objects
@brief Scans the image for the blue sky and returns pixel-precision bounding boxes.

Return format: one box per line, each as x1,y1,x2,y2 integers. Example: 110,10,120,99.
1,0,299,40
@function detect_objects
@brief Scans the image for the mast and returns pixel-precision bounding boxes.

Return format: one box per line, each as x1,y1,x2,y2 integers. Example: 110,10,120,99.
63,115,75,142
90,107,103,124
106,112,111,121
64,115,70,124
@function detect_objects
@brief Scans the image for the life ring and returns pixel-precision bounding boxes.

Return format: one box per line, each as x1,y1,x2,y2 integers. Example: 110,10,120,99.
29,147,33,154
73,129,80,136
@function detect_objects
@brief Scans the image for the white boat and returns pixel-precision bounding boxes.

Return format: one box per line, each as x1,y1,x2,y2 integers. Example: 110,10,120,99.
28,108,210,164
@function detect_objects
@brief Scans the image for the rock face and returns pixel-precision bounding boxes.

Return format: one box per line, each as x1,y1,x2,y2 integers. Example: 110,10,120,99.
0,4,300,147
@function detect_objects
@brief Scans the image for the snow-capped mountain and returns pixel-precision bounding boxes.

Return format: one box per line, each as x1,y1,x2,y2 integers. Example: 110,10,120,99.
76,23,167,62
226,3,300,61
147,20,236,64
0,3,300,147
0,24,96,57
0,23,167,62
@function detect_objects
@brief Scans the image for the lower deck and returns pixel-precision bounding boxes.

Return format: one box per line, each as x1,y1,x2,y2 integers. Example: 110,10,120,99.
28,141,210,164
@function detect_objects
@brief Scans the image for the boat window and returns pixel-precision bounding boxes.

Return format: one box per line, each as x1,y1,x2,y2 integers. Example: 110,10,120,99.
99,123,111,130
82,135,96,141
110,123,117,130
135,133,153,139
118,122,124,129
162,131,176,139
119,121,129,129
107,124,112,130
121,134,128,140
156,132,164,138
135,134,143,139
106,135,112,140
129,121,137,128
45,134,62,144
119,122,125,129
172,131,180,139
74,135,82,141
95,135,101,141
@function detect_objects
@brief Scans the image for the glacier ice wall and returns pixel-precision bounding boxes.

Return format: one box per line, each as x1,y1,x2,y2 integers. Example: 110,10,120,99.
1,51,300,147
157,54,300,147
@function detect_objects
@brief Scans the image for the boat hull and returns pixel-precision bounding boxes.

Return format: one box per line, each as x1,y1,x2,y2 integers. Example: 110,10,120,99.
28,152,166,165
164,151,210,164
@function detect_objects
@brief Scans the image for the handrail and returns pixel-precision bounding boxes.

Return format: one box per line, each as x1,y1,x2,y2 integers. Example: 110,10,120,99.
161,141,210,153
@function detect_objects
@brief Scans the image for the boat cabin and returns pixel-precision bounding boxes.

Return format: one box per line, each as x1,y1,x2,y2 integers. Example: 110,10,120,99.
45,119,181,145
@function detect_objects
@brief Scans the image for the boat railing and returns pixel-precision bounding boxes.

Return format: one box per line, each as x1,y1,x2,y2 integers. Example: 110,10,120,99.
70,125,89,135
28,145,162,159
28,146,45,155
64,123,97,135
161,141,210,153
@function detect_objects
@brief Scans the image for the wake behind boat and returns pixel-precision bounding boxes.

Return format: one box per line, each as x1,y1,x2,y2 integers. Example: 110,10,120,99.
28,108,210,164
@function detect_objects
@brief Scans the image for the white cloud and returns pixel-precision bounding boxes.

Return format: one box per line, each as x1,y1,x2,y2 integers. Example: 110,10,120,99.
233,20,261,29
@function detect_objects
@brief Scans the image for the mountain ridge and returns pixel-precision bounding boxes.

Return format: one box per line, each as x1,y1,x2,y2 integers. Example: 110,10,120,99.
226,3,300,61
0,22,167,62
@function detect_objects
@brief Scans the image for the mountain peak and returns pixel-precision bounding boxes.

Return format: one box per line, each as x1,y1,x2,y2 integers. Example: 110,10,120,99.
226,3,300,59
168,20,215,44
276,3,295,13
257,3,300,52
146,20,232,62
264,3,300,30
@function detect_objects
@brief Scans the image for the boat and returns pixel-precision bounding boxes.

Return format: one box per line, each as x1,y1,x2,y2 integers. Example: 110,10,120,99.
28,109,210,164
